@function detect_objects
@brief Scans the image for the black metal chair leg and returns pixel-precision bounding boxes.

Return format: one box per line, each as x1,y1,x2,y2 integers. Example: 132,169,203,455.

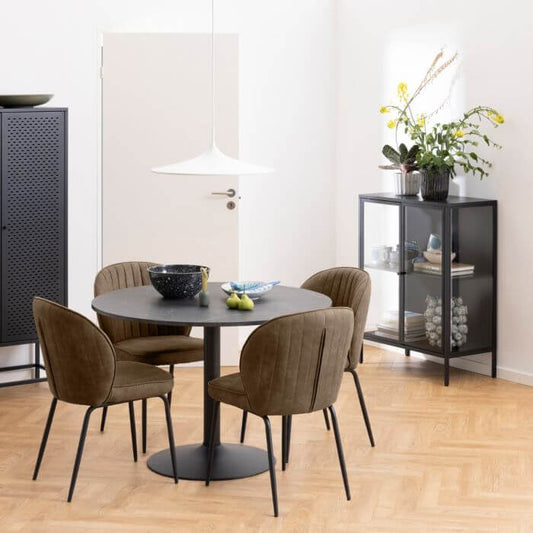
323,408,331,431
100,405,108,432
240,410,248,443
168,365,175,406
205,401,220,486
160,395,178,484
327,405,351,501
128,401,138,462
281,416,287,471
263,416,279,517
33,397,58,480
349,368,375,447
67,406,96,502
286,415,292,464
142,399,147,454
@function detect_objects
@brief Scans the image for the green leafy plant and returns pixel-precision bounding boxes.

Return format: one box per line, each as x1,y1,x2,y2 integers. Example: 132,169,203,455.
379,50,504,179
379,143,419,174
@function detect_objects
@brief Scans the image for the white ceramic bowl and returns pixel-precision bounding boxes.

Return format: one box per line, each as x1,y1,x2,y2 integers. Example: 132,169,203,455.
423,251,456,264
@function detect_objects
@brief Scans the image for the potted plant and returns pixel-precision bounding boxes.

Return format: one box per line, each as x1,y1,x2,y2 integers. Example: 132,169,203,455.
379,50,504,201
379,142,420,195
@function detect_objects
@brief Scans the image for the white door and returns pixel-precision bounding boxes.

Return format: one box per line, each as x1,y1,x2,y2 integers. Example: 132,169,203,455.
102,33,240,364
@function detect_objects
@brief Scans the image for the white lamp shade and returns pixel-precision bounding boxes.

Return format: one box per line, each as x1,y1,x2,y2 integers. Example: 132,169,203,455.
152,144,273,176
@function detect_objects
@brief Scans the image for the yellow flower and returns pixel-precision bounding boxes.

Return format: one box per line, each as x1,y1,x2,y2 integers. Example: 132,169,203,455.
397,82,408,101
380,106,390,114
454,129,465,138
416,114,426,127
494,114,504,124
387,119,397,129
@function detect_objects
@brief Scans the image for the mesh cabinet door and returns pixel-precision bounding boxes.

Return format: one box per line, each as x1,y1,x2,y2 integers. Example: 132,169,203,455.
0,111,67,342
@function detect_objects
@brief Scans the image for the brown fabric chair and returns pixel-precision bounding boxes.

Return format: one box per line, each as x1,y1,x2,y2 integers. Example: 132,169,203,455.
240,267,374,448
206,308,354,517
301,267,374,445
32,298,178,502
94,262,203,452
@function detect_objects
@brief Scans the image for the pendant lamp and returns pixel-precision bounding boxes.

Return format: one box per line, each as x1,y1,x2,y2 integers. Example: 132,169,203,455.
152,0,273,176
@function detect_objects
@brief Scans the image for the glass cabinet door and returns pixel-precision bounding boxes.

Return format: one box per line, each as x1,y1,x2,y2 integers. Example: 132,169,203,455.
404,204,444,353
361,200,400,342
450,205,495,354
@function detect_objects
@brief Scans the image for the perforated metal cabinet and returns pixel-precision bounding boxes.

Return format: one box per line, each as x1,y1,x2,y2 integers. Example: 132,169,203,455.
0,108,67,378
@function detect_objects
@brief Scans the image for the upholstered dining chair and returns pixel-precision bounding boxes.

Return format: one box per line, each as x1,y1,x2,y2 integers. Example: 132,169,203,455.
94,262,203,453
32,298,178,502
206,308,354,517
239,267,375,450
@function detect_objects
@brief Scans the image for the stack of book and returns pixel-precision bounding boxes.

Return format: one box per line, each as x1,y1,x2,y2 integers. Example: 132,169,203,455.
375,310,426,342
413,261,475,277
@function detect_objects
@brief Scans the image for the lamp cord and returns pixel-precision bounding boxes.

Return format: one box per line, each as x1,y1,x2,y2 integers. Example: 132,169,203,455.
211,0,216,147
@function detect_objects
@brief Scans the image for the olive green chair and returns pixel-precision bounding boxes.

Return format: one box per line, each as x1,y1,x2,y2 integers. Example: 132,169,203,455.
239,267,374,450
32,298,178,502
206,308,354,517
94,262,203,452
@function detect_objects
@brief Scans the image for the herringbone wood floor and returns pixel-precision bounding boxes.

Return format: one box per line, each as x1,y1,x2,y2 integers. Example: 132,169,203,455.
1,345,533,532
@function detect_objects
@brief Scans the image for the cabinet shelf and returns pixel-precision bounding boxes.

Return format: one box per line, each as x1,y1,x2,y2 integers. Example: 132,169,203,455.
366,264,485,280
364,264,399,274
408,271,476,280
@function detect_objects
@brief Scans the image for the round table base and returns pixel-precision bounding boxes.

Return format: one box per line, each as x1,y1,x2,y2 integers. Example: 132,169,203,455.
147,443,272,481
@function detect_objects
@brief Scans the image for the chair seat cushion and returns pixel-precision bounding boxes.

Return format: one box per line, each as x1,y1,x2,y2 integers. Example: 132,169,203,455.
106,361,173,404
114,335,203,365
208,372,251,411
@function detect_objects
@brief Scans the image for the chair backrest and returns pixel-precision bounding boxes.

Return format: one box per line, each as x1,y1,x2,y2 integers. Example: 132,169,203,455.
33,298,116,406
240,308,354,416
301,267,370,369
94,261,190,343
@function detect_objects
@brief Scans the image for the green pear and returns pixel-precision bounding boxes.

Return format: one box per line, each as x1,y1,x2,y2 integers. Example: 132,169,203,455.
226,292,241,309
238,293,254,311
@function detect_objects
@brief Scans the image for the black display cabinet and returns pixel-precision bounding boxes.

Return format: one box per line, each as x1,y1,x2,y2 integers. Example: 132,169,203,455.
0,108,68,387
359,193,496,386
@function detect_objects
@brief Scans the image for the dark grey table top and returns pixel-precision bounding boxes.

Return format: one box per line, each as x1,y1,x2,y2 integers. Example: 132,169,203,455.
91,282,332,327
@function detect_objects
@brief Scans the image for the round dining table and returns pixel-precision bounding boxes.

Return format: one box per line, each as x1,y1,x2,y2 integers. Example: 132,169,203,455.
92,282,331,481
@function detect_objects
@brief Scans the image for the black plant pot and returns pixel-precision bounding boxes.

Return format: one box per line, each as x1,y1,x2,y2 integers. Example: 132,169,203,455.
420,168,450,201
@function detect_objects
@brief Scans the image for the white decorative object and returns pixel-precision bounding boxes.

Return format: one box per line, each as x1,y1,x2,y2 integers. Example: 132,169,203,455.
152,0,273,176
424,295,468,348
422,250,457,264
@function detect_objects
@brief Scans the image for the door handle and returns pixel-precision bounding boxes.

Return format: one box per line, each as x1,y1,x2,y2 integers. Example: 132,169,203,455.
211,188,236,198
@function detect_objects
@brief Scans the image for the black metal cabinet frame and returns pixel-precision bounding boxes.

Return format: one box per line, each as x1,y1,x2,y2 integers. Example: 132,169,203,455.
359,193,497,386
0,108,68,387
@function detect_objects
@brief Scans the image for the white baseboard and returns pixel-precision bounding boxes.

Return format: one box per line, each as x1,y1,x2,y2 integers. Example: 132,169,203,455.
495,367,533,387
364,340,533,387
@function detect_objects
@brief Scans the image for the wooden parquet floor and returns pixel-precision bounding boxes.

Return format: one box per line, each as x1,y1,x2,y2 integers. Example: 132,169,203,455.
1,346,533,532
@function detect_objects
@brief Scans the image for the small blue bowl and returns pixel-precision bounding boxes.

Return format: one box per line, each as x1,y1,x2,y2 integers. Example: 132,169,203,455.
148,264,209,299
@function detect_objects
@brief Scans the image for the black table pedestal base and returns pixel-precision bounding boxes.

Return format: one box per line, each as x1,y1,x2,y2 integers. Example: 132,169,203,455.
147,443,272,481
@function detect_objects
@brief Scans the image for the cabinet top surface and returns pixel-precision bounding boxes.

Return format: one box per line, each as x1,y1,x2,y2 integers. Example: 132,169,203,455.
359,192,496,206
0,107,67,113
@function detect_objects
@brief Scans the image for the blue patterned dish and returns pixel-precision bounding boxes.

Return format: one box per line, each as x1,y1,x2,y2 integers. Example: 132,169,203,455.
221,281,279,300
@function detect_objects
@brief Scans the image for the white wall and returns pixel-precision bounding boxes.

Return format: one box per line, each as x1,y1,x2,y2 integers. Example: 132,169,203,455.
237,2,337,285
336,0,533,382
0,0,337,377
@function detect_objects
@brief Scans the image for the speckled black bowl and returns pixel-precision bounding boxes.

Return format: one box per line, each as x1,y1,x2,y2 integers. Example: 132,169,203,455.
148,265,210,299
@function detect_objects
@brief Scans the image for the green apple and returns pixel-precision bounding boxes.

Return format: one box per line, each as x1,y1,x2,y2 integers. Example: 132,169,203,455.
238,293,254,311
226,292,240,309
